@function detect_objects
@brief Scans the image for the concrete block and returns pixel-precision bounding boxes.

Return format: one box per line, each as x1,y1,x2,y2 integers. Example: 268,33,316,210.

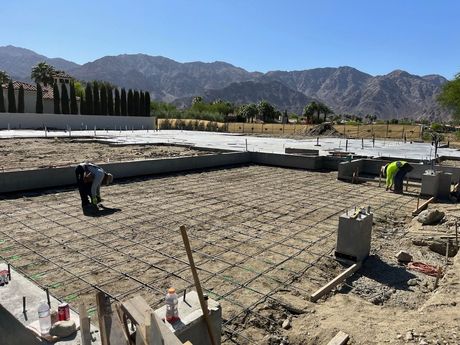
154,291,221,345
337,159,363,181
421,171,452,199
335,209,373,262
421,171,438,197
438,172,452,200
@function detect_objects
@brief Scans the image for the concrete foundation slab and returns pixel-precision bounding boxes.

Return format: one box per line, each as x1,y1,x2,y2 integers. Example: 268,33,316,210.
0,264,100,345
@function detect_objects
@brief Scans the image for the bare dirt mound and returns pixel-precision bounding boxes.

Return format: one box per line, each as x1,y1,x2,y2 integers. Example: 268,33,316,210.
307,123,343,136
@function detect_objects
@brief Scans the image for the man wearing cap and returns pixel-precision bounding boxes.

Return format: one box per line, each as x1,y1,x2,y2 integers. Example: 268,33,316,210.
381,161,413,194
75,162,113,208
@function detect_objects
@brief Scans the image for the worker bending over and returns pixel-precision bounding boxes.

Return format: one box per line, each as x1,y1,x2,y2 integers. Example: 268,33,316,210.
381,161,413,193
75,162,113,208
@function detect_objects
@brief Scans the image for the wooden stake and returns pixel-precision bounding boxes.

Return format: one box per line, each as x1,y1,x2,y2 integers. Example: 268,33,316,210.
96,292,129,345
412,196,435,216
180,225,217,345
310,262,361,302
445,241,450,265
456,221,458,248
79,303,92,345
434,265,441,290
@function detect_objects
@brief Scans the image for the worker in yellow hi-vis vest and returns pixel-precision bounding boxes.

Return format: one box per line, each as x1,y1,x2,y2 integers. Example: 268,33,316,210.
381,161,413,193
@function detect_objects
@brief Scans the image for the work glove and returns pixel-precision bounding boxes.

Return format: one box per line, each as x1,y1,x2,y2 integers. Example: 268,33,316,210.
91,196,98,205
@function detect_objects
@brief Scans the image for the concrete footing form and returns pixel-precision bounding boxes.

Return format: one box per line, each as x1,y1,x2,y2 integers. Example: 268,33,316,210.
1,147,460,344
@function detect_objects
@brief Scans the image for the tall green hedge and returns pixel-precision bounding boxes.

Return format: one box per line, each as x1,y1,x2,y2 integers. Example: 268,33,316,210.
18,85,25,113
100,84,107,115
127,89,134,116
121,88,127,116
36,83,43,113
107,87,113,115
8,81,16,113
70,82,78,114
133,90,140,116
53,82,60,114
144,91,151,116
85,84,93,115
92,82,100,115
114,88,120,116
61,84,69,114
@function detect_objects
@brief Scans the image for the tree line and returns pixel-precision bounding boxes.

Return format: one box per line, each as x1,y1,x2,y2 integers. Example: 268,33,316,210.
0,63,151,116
155,96,335,124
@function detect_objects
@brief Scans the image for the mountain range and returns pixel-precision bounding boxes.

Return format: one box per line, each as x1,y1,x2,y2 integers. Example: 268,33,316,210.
0,45,449,120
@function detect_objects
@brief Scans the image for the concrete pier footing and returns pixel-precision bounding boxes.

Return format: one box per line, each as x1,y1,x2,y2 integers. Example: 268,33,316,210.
154,291,222,345
335,209,373,262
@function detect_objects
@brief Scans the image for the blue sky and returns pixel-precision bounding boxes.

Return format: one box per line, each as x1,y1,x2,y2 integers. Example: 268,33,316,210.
2,0,459,78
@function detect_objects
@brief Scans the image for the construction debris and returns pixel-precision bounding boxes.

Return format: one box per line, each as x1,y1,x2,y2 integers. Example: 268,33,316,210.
417,209,445,225
327,330,349,345
395,250,413,263
49,320,77,338
307,123,342,136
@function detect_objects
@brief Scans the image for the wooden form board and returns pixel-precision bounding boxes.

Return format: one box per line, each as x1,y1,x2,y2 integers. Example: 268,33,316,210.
327,330,350,345
96,292,129,345
79,303,92,345
121,295,183,345
310,263,361,302
412,196,436,216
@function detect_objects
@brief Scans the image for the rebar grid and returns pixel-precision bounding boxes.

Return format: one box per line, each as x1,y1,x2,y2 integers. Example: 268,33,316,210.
0,165,415,344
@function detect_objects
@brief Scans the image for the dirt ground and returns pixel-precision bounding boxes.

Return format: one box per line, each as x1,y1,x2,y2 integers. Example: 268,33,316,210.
0,166,459,344
0,138,212,171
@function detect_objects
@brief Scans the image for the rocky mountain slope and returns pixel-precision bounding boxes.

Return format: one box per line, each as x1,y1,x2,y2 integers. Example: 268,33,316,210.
0,45,449,119
0,45,79,81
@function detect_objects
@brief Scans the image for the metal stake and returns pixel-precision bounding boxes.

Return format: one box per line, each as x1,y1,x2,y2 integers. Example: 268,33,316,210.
45,287,51,308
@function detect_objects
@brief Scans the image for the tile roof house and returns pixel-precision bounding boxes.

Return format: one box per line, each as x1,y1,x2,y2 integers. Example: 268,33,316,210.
1,81,55,113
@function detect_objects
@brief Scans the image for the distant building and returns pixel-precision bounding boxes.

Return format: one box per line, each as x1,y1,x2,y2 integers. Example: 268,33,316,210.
52,70,73,85
1,81,54,113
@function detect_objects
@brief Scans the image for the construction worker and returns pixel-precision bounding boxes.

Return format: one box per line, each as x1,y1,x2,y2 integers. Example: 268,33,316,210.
381,161,413,194
75,163,113,208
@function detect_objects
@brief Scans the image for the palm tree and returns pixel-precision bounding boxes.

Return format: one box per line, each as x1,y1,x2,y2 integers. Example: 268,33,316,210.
0,70,10,84
303,102,317,124
319,103,333,122
31,62,55,86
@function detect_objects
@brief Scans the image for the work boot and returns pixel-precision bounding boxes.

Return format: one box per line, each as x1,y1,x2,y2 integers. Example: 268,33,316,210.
82,203,99,215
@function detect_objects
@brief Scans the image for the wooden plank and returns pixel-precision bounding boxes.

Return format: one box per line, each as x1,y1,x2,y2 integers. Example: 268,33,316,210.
412,196,436,216
96,291,129,345
96,292,111,345
123,295,183,345
121,295,153,326
310,263,361,302
135,324,148,345
154,312,183,345
148,311,165,345
180,225,217,345
79,303,92,345
327,331,350,345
